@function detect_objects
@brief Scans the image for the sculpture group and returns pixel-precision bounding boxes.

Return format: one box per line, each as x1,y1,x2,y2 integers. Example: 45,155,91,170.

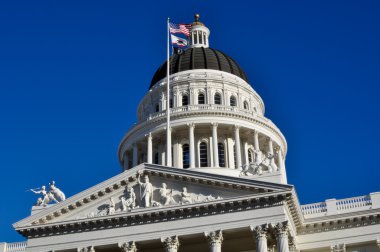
105,173,222,215
30,181,66,206
241,148,280,176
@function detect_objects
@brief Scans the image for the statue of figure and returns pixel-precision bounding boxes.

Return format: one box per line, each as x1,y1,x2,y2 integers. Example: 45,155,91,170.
267,153,278,173
121,187,136,211
30,185,58,206
159,183,176,205
253,149,263,165
48,181,66,202
137,174,154,207
180,187,193,204
107,198,115,215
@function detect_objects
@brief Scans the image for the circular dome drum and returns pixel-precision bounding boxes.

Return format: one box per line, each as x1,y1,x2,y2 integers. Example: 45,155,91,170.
150,47,249,89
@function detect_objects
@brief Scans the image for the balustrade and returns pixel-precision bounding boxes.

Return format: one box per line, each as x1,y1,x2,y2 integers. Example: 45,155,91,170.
301,194,378,218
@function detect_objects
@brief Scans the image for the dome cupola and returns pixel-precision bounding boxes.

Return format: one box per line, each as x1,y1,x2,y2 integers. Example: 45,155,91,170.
190,14,210,48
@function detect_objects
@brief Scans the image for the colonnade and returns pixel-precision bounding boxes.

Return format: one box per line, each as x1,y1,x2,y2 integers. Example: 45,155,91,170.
77,223,294,252
122,123,285,172
123,122,284,172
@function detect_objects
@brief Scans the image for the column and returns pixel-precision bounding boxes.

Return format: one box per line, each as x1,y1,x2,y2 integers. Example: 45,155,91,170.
132,144,138,167
268,138,274,155
234,125,242,170
250,225,268,252
166,127,172,167
205,230,223,252
274,222,289,252
119,241,137,252
254,130,260,151
161,236,179,252
146,133,152,164
123,151,129,171
212,123,219,167
188,123,195,168
276,147,287,183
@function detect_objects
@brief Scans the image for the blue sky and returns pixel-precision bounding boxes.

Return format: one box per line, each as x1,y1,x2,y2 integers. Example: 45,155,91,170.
1,0,380,242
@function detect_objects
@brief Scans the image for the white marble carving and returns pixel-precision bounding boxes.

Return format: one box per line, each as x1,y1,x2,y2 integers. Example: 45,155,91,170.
159,183,176,205
49,181,66,202
107,198,115,215
137,174,154,207
121,187,136,211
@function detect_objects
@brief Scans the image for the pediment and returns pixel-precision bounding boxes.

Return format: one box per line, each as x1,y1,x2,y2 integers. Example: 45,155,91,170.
13,164,294,237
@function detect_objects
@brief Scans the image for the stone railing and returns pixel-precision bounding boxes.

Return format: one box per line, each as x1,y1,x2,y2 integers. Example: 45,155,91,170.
301,192,380,219
145,104,258,122
0,242,27,252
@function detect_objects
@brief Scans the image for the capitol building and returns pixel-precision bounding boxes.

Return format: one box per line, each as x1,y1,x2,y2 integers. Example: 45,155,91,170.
2,15,380,252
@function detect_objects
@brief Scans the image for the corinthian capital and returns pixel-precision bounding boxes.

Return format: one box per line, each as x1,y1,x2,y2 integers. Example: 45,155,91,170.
250,224,268,239
274,221,289,237
205,230,223,247
118,241,137,252
161,236,179,251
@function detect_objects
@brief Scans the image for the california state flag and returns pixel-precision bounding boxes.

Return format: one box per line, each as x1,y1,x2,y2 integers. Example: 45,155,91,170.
170,34,188,48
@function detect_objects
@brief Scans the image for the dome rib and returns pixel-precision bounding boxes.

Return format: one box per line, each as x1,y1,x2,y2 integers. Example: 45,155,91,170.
149,47,249,89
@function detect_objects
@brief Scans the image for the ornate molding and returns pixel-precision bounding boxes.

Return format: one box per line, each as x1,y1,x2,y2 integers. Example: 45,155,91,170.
274,221,289,237
161,236,179,251
77,246,95,252
205,230,223,247
330,244,346,252
252,224,268,239
118,241,137,252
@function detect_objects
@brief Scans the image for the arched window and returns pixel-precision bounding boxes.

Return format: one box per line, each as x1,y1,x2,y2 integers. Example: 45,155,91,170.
154,152,159,164
199,142,208,167
243,101,249,110
182,94,189,106
230,96,237,106
155,103,160,112
218,143,225,167
198,93,205,104
182,144,190,168
248,149,254,164
214,93,221,105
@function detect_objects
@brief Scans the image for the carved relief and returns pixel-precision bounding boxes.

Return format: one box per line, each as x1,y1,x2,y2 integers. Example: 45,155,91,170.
77,246,95,252
119,241,137,252
205,230,223,247
161,236,179,251
121,187,136,211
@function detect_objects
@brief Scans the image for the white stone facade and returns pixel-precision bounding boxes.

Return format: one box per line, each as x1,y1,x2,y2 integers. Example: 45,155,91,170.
3,14,380,252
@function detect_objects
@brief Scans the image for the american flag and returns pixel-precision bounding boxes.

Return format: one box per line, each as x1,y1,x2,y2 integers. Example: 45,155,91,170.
169,23,192,37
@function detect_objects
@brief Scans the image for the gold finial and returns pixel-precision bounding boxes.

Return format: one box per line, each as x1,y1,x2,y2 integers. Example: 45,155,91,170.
195,13,200,22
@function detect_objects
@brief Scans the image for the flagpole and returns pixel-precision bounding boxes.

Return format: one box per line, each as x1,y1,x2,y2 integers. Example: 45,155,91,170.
166,17,172,167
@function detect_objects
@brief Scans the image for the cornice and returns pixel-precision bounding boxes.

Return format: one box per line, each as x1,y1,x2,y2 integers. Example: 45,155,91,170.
18,192,290,239
14,164,294,238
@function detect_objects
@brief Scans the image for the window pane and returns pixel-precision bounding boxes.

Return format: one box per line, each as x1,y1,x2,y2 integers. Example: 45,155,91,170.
218,143,225,167
182,144,190,168
198,93,205,104
199,31,203,44
230,96,236,106
200,142,208,167
182,95,188,106
214,93,221,105
155,104,160,112
248,149,253,163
